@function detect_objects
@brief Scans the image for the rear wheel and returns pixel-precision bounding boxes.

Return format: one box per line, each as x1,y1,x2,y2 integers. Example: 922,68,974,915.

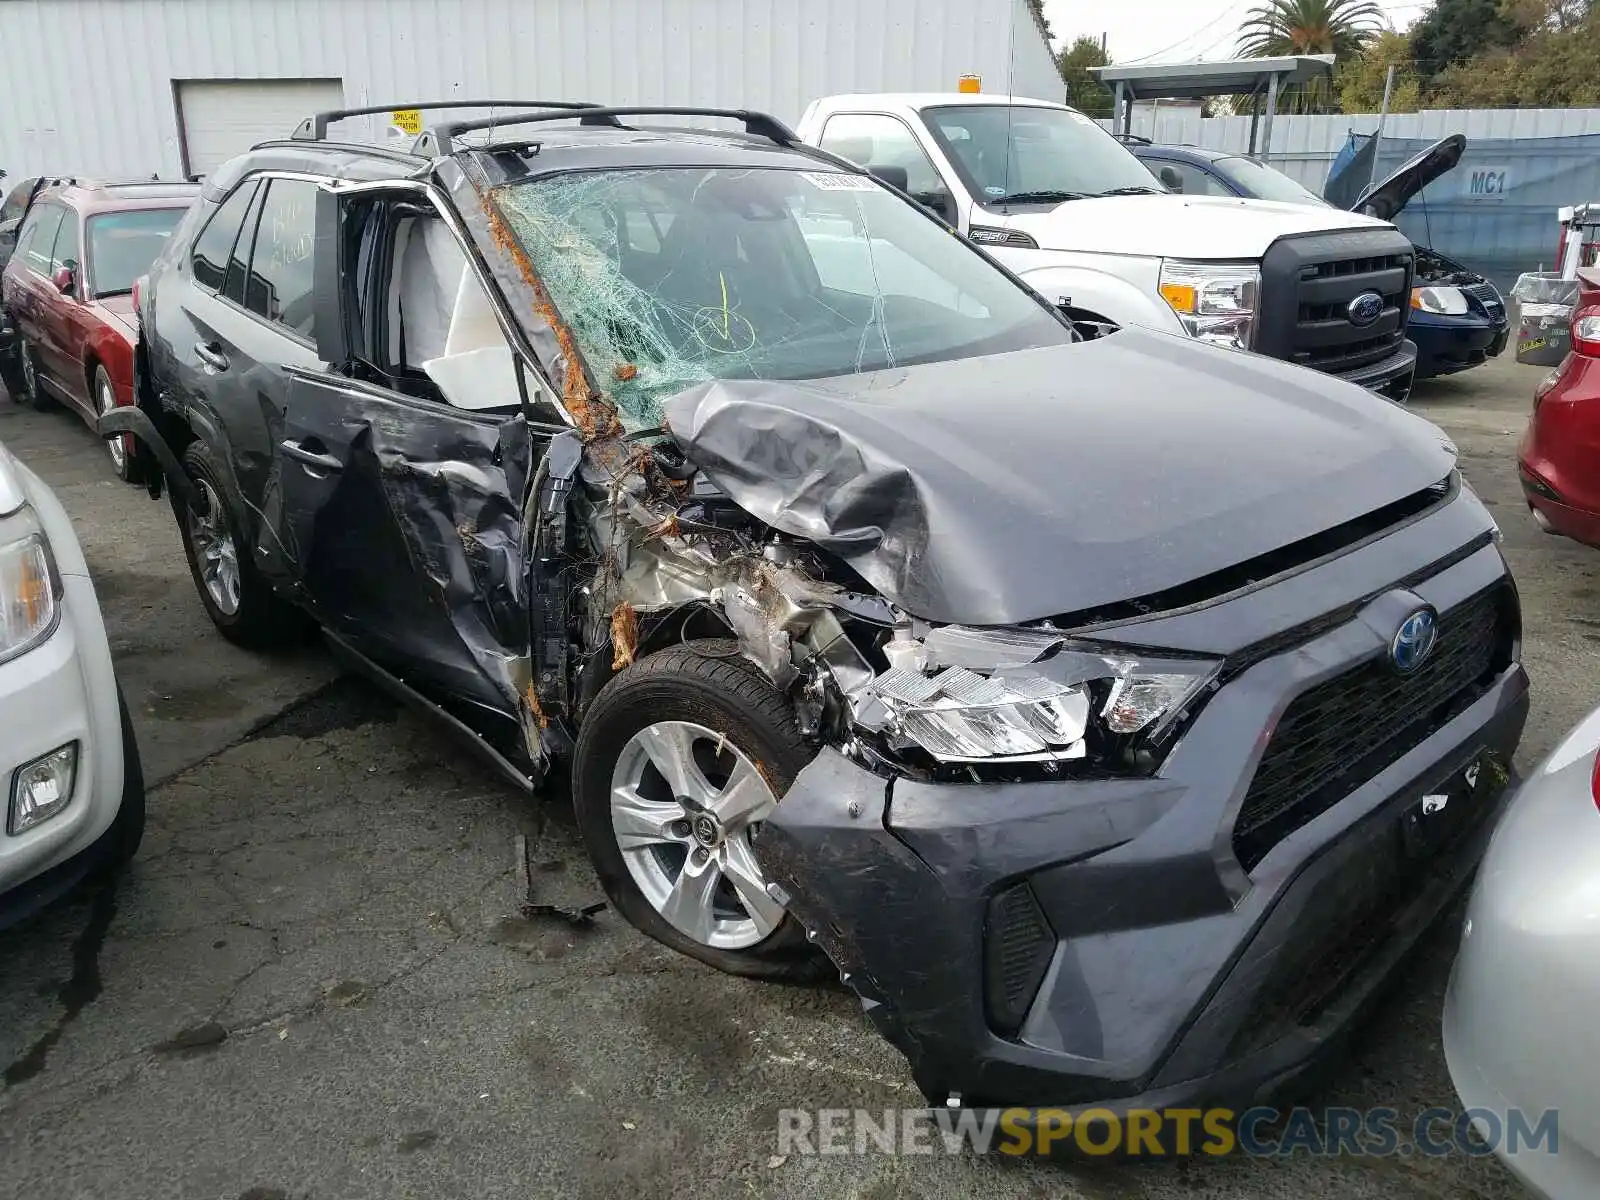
94,366,139,483
572,642,823,980
173,440,305,650
17,339,50,409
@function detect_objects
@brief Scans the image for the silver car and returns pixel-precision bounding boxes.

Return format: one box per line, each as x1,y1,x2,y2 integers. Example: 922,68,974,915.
1444,706,1600,1197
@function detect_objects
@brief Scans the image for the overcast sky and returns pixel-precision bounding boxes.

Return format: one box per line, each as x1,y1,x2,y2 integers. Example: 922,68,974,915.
1040,0,1432,63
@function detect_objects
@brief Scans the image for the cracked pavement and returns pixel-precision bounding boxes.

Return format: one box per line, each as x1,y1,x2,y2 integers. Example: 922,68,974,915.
1,353,1596,1199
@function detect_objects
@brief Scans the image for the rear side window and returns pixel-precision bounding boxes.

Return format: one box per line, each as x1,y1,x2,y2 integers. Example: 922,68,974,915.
222,185,268,306
51,211,80,272
18,204,64,274
191,181,259,291
246,179,318,340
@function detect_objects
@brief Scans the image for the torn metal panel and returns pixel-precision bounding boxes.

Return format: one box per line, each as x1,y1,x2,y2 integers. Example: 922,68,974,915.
265,374,542,762
663,334,1457,626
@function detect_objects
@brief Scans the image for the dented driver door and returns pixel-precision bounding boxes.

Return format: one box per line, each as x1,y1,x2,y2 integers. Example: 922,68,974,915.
268,367,535,717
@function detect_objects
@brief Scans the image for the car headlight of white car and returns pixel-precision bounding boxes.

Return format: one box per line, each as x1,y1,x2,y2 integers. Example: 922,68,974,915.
1159,260,1261,351
1411,285,1470,316
0,505,61,665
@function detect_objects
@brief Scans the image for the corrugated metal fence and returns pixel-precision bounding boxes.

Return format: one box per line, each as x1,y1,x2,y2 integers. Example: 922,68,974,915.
1108,107,1600,288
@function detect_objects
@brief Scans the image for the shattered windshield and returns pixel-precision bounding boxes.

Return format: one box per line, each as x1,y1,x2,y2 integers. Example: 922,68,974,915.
923,105,1164,203
491,167,1069,431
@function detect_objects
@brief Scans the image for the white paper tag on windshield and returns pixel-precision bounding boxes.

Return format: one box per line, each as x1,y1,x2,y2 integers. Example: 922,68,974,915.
801,172,878,192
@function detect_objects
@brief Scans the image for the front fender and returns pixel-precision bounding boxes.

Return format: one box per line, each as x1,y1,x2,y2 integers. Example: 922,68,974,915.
1006,262,1184,336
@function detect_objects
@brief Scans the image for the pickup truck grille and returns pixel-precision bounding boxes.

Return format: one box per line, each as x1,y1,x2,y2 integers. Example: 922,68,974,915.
1257,229,1416,379
1232,583,1512,872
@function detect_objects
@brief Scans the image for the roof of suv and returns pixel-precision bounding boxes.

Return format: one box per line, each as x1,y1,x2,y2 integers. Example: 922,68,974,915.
48,179,201,214
1128,144,1236,164
211,104,862,199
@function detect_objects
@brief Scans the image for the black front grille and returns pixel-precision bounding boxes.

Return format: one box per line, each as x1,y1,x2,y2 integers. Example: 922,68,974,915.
983,883,1055,1037
1233,585,1510,871
1258,230,1415,379
1463,281,1506,320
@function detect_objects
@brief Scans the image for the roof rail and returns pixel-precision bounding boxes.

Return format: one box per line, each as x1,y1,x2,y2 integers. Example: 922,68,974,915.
431,106,799,155
291,100,610,142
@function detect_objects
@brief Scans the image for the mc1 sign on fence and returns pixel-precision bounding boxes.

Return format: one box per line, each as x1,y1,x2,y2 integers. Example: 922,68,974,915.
1464,166,1513,200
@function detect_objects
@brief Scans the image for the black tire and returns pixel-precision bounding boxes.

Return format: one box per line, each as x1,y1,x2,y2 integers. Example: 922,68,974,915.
572,641,824,981
17,337,50,409
93,365,140,484
101,685,146,870
172,439,305,650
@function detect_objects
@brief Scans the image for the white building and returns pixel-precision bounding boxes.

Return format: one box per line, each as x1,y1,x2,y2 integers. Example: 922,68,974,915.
0,0,1061,179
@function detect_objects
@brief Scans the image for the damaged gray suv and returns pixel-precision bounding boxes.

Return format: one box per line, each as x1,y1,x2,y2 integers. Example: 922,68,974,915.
107,102,1528,1119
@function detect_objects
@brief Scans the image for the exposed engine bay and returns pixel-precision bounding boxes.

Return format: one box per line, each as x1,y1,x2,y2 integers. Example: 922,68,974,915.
1414,245,1488,287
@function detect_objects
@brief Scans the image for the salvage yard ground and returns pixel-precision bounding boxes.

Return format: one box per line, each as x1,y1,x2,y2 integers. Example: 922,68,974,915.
0,353,1591,1199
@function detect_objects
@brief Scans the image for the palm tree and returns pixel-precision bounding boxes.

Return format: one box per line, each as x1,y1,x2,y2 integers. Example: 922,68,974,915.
1238,0,1385,57
1238,0,1384,111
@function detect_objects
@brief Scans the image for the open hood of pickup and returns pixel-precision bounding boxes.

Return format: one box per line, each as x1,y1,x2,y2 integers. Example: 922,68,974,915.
995,193,1394,260
664,330,1455,626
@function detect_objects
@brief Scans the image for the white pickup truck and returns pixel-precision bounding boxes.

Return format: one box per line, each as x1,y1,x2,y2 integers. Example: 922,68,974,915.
796,93,1419,400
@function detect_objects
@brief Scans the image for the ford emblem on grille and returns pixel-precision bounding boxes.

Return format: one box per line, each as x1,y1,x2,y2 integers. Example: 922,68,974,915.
1347,290,1384,327
1391,608,1438,674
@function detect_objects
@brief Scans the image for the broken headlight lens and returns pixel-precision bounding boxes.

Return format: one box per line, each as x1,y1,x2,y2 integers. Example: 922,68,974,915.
0,506,59,665
1158,260,1260,352
856,630,1220,764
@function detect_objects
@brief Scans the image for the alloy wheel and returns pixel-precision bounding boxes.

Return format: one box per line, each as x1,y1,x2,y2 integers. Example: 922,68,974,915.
96,374,127,473
188,479,241,615
18,341,36,402
609,719,787,950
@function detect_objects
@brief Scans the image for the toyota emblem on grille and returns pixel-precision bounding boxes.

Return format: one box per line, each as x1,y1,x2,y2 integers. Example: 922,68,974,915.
1348,290,1384,327
1391,608,1438,674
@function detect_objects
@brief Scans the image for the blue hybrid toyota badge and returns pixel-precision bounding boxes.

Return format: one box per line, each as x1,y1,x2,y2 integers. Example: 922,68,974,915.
1391,608,1438,673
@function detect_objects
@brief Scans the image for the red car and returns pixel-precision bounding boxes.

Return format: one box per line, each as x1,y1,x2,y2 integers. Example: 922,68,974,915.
1520,267,1600,545
1,180,198,480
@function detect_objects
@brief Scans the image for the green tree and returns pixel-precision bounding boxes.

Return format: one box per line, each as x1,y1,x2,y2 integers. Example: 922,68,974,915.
1426,6,1600,105
1336,29,1422,112
1238,0,1386,55
1409,0,1523,84
1026,0,1052,41
1058,35,1115,118
1239,0,1385,111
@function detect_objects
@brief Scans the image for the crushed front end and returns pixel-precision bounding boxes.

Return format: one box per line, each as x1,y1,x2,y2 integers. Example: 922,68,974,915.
752,489,1526,1112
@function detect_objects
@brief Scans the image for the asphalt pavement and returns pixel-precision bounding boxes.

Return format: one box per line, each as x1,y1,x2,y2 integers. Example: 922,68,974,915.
0,354,1593,1200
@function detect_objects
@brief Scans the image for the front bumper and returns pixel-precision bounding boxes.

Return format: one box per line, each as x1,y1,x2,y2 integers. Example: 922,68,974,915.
0,465,128,928
758,546,1527,1112
1331,340,1417,403
1411,314,1510,380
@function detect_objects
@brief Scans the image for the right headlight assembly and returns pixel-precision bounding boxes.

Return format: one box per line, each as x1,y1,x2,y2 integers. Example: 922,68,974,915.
851,626,1220,768
0,505,61,666
1158,259,1261,352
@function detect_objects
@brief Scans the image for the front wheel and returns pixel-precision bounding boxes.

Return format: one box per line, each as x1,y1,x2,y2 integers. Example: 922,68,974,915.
94,366,139,483
172,440,305,650
572,642,823,980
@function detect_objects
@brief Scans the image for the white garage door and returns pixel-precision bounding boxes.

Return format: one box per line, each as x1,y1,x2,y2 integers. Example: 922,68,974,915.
177,79,344,177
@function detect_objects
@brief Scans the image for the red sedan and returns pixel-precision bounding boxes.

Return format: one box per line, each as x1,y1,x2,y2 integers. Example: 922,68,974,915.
1520,267,1600,547
1,180,198,480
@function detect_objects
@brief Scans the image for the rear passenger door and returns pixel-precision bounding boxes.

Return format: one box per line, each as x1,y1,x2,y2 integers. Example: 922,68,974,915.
265,185,542,724
159,174,320,548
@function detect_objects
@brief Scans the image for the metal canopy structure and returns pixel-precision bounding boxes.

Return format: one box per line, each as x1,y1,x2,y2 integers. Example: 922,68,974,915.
1091,55,1336,158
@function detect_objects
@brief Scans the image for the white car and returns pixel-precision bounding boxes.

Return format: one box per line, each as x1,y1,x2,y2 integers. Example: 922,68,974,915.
0,436,142,926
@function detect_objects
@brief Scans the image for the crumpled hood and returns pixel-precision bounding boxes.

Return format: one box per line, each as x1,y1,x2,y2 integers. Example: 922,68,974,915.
998,193,1393,259
664,332,1455,626
1351,134,1466,223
